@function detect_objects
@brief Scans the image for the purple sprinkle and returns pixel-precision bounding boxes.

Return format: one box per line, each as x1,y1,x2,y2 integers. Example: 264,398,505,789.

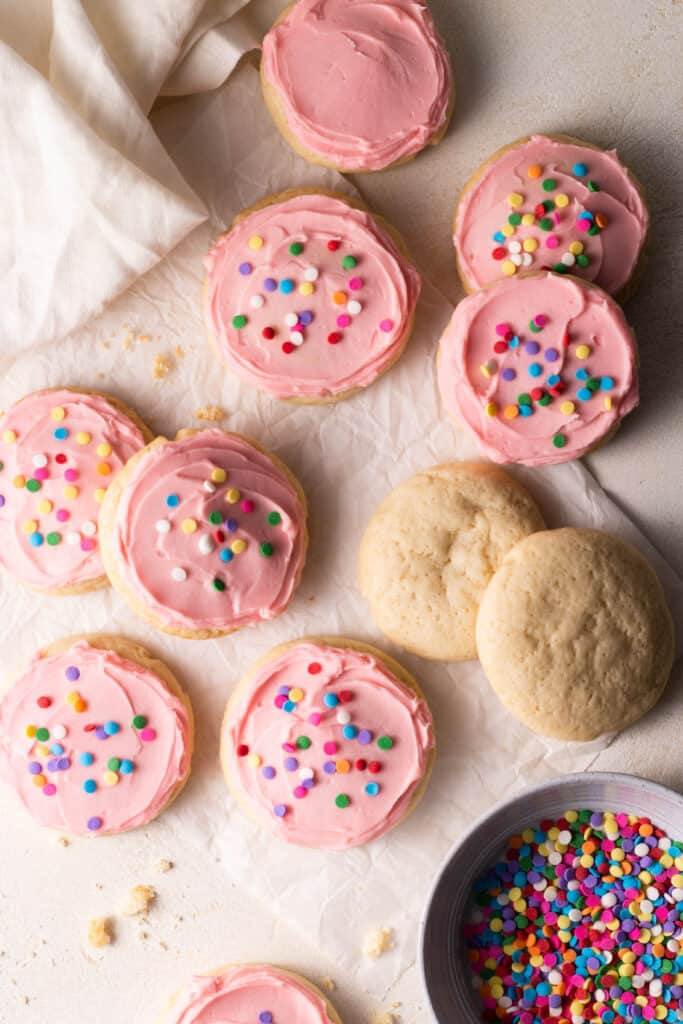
273,804,287,818
87,816,102,831
65,666,80,681
262,766,276,780
47,758,60,772
298,310,313,326
545,347,559,362
302,777,315,789
524,341,540,355
238,262,252,276
357,729,373,745
28,761,42,774
277,686,290,696
57,757,71,771
0,495,4,508
323,761,336,774
226,518,239,532
263,278,277,292
259,1013,273,1024
284,756,298,771
95,726,108,741
501,368,516,382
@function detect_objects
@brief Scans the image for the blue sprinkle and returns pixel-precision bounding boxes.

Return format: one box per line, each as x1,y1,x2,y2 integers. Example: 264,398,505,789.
601,376,615,391
79,752,94,766
343,725,358,740
166,493,180,508
220,548,233,563
283,700,296,713
323,694,339,708
50,744,64,756
54,427,68,440
528,363,543,378
104,721,120,736
509,335,520,349
29,532,44,547
581,210,594,221
519,405,533,417
578,387,592,401
120,760,134,774
573,161,588,176
576,368,590,381
493,231,505,243
83,779,97,794
279,279,294,294
547,374,561,386
365,782,380,796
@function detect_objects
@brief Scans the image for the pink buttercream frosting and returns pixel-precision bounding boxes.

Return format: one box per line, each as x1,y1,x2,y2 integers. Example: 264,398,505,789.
164,965,337,1024
110,430,307,632
224,641,434,849
437,272,639,467
261,0,452,171
205,193,421,400
454,135,649,296
0,389,145,590
0,640,191,837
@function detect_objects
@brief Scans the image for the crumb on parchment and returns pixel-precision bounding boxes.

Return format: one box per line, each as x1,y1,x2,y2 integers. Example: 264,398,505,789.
362,926,394,959
123,884,157,916
321,977,336,992
88,917,113,948
370,1013,399,1024
56,835,70,847
194,405,226,422
155,859,173,873
152,353,174,379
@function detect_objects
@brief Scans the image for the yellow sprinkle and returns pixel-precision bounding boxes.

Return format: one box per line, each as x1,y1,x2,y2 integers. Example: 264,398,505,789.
26,725,36,738
521,213,535,226
332,291,347,306
576,344,590,359
508,192,524,207
94,487,107,503
612,848,625,861
66,691,80,706
33,774,47,788
557,915,571,929
565,810,578,822
522,829,534,843
501,224,514,238
523,238,539,253
289,688,304,702
76,432,91,445
225,488,241,504
561,401,576,415
231,538,247,555
2,429,16,444
569,241,585,255
580,854,594,868
502,260,517,276
63,485,79,500
336,759,351,774
484,402,498,418
103,771,119,787
527,164,543,179
211,468,227,483
489,918,503,932
248,235,264,250
36,744,50,757
96,462,111,476
503,404,518,419
50,407,65,421
299,282,314,296
480,363,492,379
508,887,522,901
96,442,112,457
21,519,38,534
555,193,569,208
13,474,26,488
673,874,683,887
247,752,262,768
38,499,53,514
181,518,197,534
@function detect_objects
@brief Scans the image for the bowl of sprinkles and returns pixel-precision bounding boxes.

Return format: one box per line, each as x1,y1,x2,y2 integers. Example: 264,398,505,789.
420,772,683,1024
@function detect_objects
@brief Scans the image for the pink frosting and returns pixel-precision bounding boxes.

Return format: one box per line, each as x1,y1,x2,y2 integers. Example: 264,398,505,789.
224,641,434,849
437,272,639,466
454,135,649,296
0,640,191,837
110,430,307,632
261,0,452,171
0,389,145,590
205,193,421,400
165,965,337,1024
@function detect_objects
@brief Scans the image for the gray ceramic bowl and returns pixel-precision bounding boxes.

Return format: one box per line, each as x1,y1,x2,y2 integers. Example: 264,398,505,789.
419,771,683,1023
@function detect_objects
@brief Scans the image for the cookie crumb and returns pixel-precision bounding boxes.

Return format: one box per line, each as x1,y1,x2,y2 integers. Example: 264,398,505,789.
100,341,111,350
321,978,337,992
155,859,173,873
194,405,226,422
152,353,174,380
123,884,157,916
87,917,113,948
370,1013,398,1024
362,926,394,959
20,996,29,1005
56,835,70,847
138,334,151,344
174,345,186,359
122,333,134,352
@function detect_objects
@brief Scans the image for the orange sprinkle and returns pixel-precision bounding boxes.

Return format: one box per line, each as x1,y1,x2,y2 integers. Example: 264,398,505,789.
596,212,608,228
332,291,347,306
639,822,654,836
96,462,112,476
509,835,523,849
527,164,543,179
73,699,87,713
503,405,519,420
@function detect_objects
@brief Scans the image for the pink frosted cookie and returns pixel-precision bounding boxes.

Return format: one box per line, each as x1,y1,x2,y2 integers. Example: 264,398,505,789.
454,134,649,300
221,638,434,849
261,0,453,173
0,636,193,837
99,429,308,638
162,964,343,1024
204,190,421,402
437,272,639,466
0,388,149,593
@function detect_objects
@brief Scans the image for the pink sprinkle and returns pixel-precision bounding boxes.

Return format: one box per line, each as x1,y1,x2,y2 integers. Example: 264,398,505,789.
546,236,560,249
308,712,322,726
535,314,548,327
43,783,57,796
337,314,351,328
293,785,307,799
241,499,254,514
274,694,287,709
282,742,296,752
554,212,561,224
577,218,591,232
379,318,394,333
34,467,48,481
140,727,156,742
323,742,337,755
348,277,363,291
80,538,96,552
56,508,70,522
64,468,79,482
495,323,510,337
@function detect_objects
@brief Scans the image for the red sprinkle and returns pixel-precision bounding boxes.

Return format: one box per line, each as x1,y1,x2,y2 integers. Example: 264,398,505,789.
493,341,508,354
534,203,546,217
282,342,295,354
262,327,275,340
214,530,225,542
308,662,322,675
37,696,52,708
83,723,96,732
55,453,67,464
562,332,570,347
327,240,340,251
236,744,250,757
355,759,367,771
492,247,506,260
368,761,381,774
531,388,544,401
339,691,353,703
327,332,342,345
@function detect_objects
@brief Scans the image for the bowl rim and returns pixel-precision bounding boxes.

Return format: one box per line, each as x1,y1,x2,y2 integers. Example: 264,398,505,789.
417,769,683,1023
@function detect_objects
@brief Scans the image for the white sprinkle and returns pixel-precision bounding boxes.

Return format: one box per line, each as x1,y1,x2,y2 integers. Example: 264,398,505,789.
567,879,580,891
650,979,663,997
635,842,649,856
336,710,351,725
544,887,557,901
568,908,582,922
510,254,523,267
171,567,187,582
601,892,617,908
498,997,512,1008
249,294,264,309
548,852,562,865
66,532,80,546
81,520,97,537
562,252,576,267
198,535,214,555
647,886,659,900
557,829,572,844
660,836,672,850
632,975,646,989
304,267,319,282
290,331,304,346
508,240,522,254
496,894,509,906
347,300,362,315
522,252,533,267
32,453,48,468
284,312,298,327
203,480,216,493
548,970,562,986
52,724,67,740
155,519,171,533
674,887,683,901
299,767,314,780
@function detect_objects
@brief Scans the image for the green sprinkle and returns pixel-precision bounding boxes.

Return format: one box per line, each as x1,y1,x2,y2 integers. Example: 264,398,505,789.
267,511,282,526
587,180,600,192
529,320,541,333
232,314,247,329
335,794,350,809
132,715,147,730
212,578,226,592
260,542,274,558
552,434,567,449
26,479,41,492
588,225,599,236
542,199,555,213
342,255,357,270
289,241,304,255
46,532,61,546
296,736,312,750
508,213,522,227
587,377,601,392
518,394,532,407
208,511,222,525
377,735,393,751
0,461,4,471
538,394,552,407
553,263,569,274
107,757,121,772
36,727,49,742
539,217,553,231
542,178,557,192
576,254,590,267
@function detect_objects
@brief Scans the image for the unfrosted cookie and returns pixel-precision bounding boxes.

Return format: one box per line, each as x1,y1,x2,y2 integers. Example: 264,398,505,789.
221,637,434,849
0,388,151,594
453,134,649,300
437,271,639,466
476,529,675,740
261,0,453,173
359,463,544,661
0,635,193,837
160,964,343,1024
99,428,308,639
204,189,421,402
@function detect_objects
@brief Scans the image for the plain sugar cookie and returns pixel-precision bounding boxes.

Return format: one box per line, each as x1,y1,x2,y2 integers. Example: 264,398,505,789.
358,462,545,661
475,528,675,740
